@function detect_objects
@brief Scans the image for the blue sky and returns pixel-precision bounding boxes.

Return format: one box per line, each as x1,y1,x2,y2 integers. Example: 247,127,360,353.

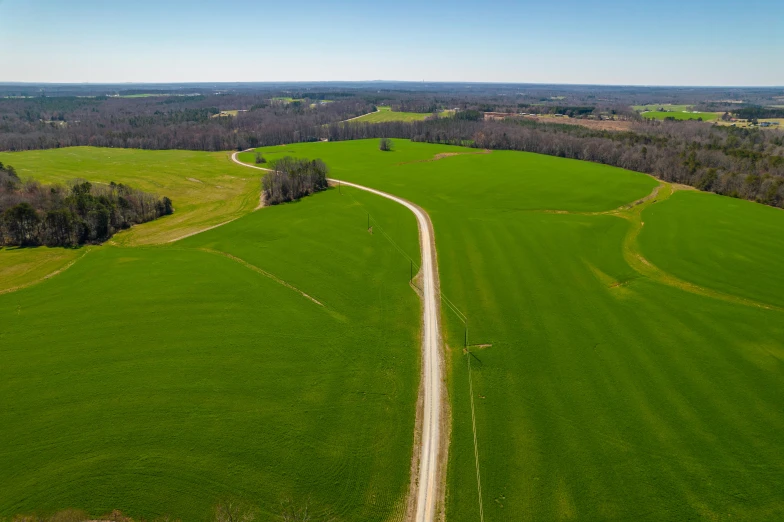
1,0,782,85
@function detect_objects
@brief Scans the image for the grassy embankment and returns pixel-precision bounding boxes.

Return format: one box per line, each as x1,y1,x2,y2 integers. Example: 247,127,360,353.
0,145,435,521
243,139,784,521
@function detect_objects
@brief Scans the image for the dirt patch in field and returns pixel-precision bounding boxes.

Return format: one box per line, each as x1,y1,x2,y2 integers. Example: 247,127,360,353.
525,115,635,131
672,183,697,192
397,150,491,166
186,177,202,183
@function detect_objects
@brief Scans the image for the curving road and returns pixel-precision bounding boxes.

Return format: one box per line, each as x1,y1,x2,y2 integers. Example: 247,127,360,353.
230,150,444,522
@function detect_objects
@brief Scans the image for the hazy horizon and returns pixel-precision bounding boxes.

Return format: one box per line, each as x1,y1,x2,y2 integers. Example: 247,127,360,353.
1,0,782,86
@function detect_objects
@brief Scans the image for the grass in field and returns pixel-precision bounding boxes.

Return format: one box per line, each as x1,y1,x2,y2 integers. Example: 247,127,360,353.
0,247,84,294
642,110,718,121
639,189,784,309
0,147,260,247
245,139,784,520
349,106,441,123
0,187,421,521
0,147,260,291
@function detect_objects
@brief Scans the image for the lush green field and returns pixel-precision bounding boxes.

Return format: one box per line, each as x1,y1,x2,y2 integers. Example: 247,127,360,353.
642,110,719,121
349,106,437,123
243,139,784,520
4,139,783,520
639,189,784,309
0,155,421,520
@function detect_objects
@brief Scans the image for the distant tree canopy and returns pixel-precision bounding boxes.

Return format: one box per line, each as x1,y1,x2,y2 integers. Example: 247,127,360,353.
0,166,172,247
379,137,393,151
262,157,328,205
453,109,483,121
734,107,784,120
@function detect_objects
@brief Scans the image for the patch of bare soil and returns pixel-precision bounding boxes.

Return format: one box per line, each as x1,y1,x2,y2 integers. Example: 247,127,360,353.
397,150,492,166
525,115,635,131
186,177,202,183
672,183,697,191
255,191,266,210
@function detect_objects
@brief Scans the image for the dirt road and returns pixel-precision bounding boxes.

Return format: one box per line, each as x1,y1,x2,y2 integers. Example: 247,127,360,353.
230,150,444,522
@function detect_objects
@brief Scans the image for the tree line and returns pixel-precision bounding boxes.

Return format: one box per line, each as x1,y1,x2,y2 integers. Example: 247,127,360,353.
317,117,784,208
262,157,329,205
0,95,375,152
0,165,172,247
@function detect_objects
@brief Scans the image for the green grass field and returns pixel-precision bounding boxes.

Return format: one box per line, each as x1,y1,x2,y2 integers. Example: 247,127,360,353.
348,106,441,123
243,139,784,520
0,182,421,520
641,110,719,121
4,140,783,521
639,189,784,309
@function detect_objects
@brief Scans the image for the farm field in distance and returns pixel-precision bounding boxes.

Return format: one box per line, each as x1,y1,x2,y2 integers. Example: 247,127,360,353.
242,139,784,520
633,104,719,121
348,106,448,123
0,148,425,521
641,110,719,121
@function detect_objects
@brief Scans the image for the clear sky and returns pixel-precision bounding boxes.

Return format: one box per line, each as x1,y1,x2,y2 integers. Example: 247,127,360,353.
1,0,782,86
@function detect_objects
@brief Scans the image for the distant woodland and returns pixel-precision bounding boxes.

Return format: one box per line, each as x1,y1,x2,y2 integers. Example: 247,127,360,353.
0,164,172,246
0,84,782,208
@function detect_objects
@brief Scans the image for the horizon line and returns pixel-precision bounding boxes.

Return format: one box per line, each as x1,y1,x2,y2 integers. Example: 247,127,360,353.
0,80,782,89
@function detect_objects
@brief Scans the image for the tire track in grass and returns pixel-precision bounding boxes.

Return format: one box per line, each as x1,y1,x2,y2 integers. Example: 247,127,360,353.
0,247,92,296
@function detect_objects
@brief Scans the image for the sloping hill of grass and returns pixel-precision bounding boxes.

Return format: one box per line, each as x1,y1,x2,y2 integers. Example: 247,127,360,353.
0,187,420,521
0,147,260,246
243,139,784,520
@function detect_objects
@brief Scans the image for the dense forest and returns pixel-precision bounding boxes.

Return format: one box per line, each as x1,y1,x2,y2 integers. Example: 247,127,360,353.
262,157,328,205
0,164,172,246
0,95,374,152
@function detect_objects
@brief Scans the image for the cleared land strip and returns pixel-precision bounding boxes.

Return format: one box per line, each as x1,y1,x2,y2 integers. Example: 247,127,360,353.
230,150,445,522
